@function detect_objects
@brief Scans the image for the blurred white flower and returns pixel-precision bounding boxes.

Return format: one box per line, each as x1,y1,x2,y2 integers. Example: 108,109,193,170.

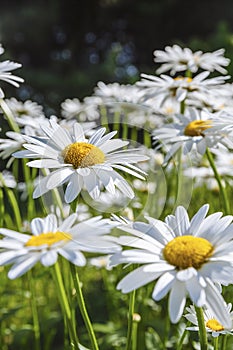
154,45,230,75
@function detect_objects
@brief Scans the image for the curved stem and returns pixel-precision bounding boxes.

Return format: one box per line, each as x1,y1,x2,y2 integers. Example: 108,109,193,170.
53,262,79,349
0,172,22,230
206,148,230,214
176,327,188,350
0,98,20,132
126,289,136,350
70,263,99,350
195,306,208,350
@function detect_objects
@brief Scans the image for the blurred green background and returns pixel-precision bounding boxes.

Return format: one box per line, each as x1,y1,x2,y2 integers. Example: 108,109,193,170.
1,0,233,113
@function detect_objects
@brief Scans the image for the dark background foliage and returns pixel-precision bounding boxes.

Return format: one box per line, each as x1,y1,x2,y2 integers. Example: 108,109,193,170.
1,0,233,113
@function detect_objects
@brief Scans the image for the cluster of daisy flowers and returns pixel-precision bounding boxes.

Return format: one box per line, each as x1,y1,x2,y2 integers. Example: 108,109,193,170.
2,41,233,350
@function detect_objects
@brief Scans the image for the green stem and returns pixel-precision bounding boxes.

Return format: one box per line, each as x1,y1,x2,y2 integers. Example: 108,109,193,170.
126,289,136,350
0,187,4,227
195,306,208,350
131,314,140,350
70,263,99,350
175,148,183,207
0,172,22,230
100,104,109,132
213,336,219,350
0,98,20,132
27,270,41,350
206,148,230,214
143,129,151,148
176,326,189,350
180,100,185,114
222,334,228,350
53,262,79,349
22,159,36,220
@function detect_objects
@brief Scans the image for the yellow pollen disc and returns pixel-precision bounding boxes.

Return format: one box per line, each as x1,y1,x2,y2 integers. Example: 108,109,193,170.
174,76,193,83
25,231,72,247
62,142,105,169
184,120,212,137
206,319,224,332
163,235,213,269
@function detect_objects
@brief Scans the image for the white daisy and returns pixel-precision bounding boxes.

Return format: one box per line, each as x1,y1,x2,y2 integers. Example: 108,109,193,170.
137,71,229,106
0,47,24,97
152,108,233,162
5,98,44,121
0,170,17,188
13,121,148,203
0,213,120,279
110,204,233,327
185,303,233,337
61,98,100,122
154,45,230,75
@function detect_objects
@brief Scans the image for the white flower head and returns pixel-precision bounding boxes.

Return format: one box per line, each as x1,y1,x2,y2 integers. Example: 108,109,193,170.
13,121,148,203
110,204,233,327
137,71,230,106
153,108,233,162
0,213,120,279
185,303,233,337
5,98,45,122
0,48,24,97
154,45,230,75
61,98,100,122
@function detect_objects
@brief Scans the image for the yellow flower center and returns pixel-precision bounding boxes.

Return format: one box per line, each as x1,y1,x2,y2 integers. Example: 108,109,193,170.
184,120,212,137
174,76,193,83
25,231,72,247
206,319,224,332
163,235,213,269
62,142,105,169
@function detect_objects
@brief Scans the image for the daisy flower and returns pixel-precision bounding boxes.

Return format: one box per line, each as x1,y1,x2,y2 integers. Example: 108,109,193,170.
152,108,233,162
185,303,233,337
13,120,148,203
5,97,44,123
0,170,17,188
154,45,230,75
0,45,24,97
109,204,233,327
137,71,229,106
61,98,100,122
0,213,120,279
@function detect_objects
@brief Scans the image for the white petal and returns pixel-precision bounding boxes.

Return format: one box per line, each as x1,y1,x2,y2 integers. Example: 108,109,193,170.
8,254,41,279
44,214,57,232
64,173,83,203
189,204,209,235
174,206,190,235
169,281,187,323
152,271,176,300
176,267,197,281
31,218,45,235
41,251,58,266
117,265,165,293
0,250,27,265
59,248,86,266
26,159,63,168
186,275,206,306
46,168,73,189
0,228,30,242
59,214,77,231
